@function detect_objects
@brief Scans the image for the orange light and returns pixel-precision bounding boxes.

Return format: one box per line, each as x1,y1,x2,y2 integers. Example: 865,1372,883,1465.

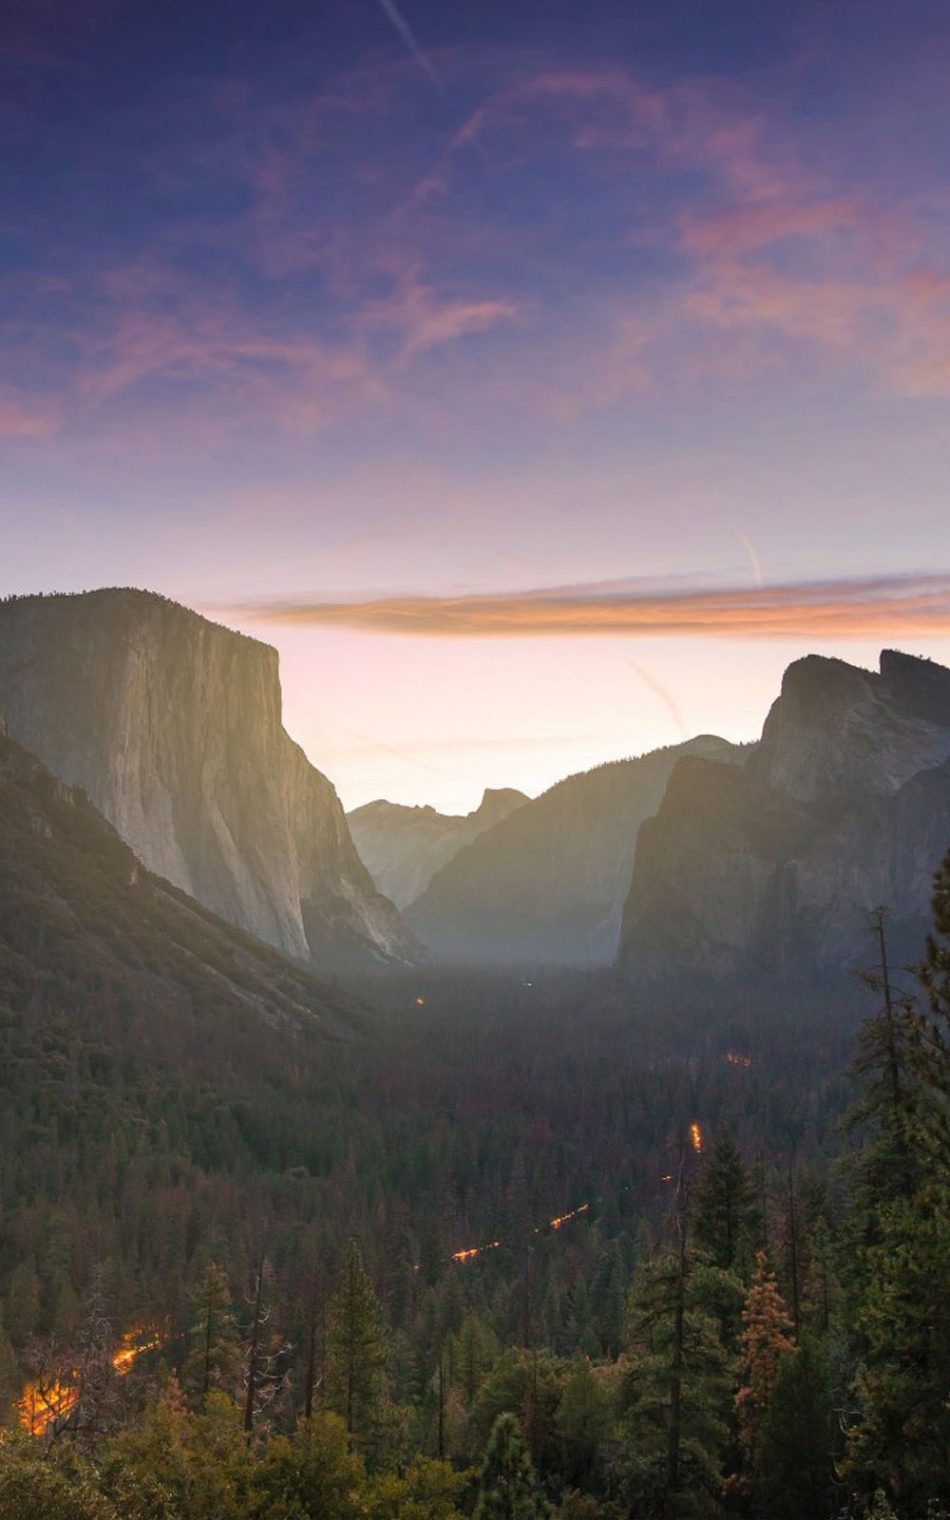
451,1239,501,1264
723,1051,752,1068
112,1327,161,1375
17,1379,78,1438
18,1327,162,1435
415,996,426,1007
549,1203,589,1230
690,1122,703,1154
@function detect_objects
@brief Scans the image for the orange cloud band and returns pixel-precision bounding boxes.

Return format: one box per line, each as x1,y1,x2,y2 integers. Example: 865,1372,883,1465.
229,573,950,639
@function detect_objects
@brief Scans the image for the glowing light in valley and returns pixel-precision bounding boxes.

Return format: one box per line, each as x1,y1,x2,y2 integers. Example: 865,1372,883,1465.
723,1051,752,1068
690,1122,703,1154
451,1241,501,1264
451,1201,591,1263
549,1203,589,1230
18,1327,162,1436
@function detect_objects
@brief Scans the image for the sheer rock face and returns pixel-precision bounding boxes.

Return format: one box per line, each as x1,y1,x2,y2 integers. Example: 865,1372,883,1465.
405,736,742,966
348,788,529,909
620,651,950,980
0,589,417,970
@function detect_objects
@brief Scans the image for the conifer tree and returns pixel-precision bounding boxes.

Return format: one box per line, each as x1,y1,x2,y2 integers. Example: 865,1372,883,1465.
325,1240,388,1441
622,1177,737,1518
734,1251,795,1487
184,1262,241,1403
694,1129,757,1273
474,1411,548,1520
756,1339,839,1520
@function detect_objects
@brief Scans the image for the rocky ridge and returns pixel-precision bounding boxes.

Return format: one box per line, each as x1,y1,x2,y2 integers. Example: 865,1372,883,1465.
620,650,950,979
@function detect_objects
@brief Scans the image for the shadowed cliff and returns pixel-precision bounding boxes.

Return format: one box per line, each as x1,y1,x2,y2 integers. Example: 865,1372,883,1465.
620,649,950,980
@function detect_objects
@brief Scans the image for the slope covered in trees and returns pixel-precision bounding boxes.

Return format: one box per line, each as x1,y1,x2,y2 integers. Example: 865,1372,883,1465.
0,766,947,1518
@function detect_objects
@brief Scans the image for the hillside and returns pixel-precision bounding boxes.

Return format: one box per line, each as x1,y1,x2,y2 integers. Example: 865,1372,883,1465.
348,787,528,907
405,735,741,964
0,727,366,1044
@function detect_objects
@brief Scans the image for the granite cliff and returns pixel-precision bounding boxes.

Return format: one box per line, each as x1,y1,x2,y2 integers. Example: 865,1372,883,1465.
0,589,417,971
620,650,950,979
348,787,528,908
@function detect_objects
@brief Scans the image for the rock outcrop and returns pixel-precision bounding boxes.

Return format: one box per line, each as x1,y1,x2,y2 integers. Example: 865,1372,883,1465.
405,736,741,965
348,788,528,908
0,589,417,970
620,650,950,980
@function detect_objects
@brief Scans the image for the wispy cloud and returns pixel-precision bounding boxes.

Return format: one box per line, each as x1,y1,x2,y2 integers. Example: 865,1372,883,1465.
224,572,950,640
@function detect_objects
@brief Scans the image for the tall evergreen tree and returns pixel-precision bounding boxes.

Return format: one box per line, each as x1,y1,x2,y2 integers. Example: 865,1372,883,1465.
622,1184,737,1519
757,1339,839,1520
474,1412,548,1520
184,1263,241,1404
734,1251,795,1491
694,1130,757,1274
325,1240,388,1442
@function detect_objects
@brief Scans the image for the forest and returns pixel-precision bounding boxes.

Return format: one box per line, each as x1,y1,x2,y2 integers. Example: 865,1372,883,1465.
0,848,948,1520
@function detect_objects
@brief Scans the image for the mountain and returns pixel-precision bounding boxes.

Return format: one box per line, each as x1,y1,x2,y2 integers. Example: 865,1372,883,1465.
0,589,417,972
0,726,366,1040
620,650,950,980
404,736,742,965
347,787,529,908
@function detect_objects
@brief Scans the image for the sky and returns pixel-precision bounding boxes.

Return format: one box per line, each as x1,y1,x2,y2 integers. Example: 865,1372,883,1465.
3,0,950,811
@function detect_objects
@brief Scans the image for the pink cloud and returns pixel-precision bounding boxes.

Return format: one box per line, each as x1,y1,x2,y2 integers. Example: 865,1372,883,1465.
0,387,58,440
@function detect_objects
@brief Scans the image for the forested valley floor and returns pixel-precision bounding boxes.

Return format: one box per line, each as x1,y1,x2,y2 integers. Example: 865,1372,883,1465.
1,864,948,1520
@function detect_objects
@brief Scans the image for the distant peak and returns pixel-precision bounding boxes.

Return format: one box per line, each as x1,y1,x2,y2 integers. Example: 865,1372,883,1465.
473,787,530,822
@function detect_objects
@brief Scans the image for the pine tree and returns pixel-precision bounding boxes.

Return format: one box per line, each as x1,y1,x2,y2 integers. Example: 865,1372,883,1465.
734,1251,795,1489
756,1339,839,1520
474,1412,549,1520
184,1262,241,1404
325,1240,388,1442
622,1188,737,1519
555,1359,610,1491
694,1130,757,1273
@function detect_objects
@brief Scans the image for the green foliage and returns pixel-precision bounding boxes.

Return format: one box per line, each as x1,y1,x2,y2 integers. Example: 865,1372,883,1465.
0,1436,118,1520
474,1413,549,1520
756,1339,839,1520
844,876,950,1513
621,1250,736,1518
693,1130,759,1274
184,1264,242,1403
325,1239,388,1443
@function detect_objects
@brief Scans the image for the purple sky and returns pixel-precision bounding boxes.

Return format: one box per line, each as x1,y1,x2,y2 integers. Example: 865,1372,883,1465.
3,0,950,810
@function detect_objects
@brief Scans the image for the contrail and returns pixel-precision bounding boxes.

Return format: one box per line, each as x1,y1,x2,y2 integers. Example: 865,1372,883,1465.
627,660,689,740
318,715,479,785
374,0,445,97
734,527,765,589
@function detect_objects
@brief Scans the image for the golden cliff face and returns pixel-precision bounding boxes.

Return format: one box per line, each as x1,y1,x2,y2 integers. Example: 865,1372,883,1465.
0,589,417,971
